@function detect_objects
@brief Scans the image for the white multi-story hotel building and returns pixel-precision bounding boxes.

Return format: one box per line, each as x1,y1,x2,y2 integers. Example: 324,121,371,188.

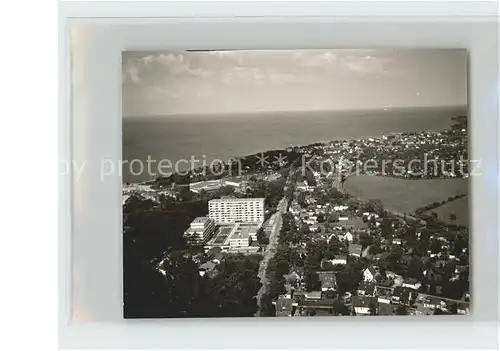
184,217,216,243
208,198,265,224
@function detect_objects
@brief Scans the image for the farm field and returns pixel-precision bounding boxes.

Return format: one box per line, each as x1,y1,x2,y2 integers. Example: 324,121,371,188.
424,195,469,227
343,175,468,216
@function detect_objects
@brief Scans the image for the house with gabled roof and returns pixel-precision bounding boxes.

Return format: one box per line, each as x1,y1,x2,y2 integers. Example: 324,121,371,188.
337,232,353,242
363,266,377,282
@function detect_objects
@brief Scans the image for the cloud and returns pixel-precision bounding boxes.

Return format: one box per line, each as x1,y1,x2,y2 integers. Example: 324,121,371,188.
124,64,140,83
341,54,392,75
321,52,338,63
122,53,213,85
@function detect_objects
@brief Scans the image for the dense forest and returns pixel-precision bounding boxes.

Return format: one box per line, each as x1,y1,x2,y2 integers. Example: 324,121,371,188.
123,196,262,318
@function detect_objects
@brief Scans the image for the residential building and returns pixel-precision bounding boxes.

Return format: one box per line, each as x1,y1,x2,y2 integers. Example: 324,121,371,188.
357,281,375,296
348,243,363,257
184,217,216,243
333,217,366,230
385,270,396,279
352,296,377,315
305,291,322,300
402,277,422,290
208,198,265,224
317,272,336,292
330,256,347,265
337,232,353,242
377,296,391,304
363,267,377,282
198,261,217,277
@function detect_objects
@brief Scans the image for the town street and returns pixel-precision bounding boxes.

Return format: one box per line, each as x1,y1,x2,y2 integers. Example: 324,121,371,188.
255,196,288,315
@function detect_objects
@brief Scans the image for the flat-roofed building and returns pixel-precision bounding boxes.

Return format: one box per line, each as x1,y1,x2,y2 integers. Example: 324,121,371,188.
184,217,216,244
229,232,251,248
189,180,224,193
208,198,265,224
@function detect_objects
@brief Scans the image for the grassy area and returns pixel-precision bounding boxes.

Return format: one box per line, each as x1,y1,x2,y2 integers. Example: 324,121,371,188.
343,175,468,215
424,195,469,227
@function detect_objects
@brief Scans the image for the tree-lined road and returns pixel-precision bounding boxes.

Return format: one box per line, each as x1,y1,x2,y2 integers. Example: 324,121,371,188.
255,196,288,315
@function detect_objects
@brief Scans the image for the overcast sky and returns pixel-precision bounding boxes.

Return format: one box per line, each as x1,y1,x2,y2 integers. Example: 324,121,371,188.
122,49,467,117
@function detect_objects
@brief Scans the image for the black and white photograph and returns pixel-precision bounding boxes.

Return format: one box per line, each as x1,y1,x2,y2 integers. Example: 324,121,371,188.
121,49,470,318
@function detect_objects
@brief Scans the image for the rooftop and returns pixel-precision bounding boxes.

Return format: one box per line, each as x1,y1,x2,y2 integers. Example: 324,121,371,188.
334,217,367,229
231,228,251,240
209,197,265,203
403,277,419,284
348,243,363,255
305,291,322,299
317,272,336,289
352,296,377,308
191,217,211,224
199,261,217,271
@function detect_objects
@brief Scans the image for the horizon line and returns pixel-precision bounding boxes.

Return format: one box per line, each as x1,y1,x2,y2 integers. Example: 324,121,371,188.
123,104,468,119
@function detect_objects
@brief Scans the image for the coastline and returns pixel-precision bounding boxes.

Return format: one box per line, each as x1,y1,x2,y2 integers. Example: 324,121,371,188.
124,127,458,186
123,107,465,183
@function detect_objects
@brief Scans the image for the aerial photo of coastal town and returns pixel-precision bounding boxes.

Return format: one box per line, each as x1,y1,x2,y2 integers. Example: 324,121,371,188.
122,49,470,318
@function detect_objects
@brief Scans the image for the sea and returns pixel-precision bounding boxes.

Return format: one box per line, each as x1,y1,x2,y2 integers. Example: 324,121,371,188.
122,106,467,183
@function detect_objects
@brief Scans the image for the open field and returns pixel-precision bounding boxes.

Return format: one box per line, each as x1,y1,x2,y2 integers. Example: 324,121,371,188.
343,175,468,215
424,195,469,227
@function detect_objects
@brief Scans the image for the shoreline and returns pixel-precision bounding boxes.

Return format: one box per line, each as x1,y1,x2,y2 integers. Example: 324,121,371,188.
124,125,461,186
